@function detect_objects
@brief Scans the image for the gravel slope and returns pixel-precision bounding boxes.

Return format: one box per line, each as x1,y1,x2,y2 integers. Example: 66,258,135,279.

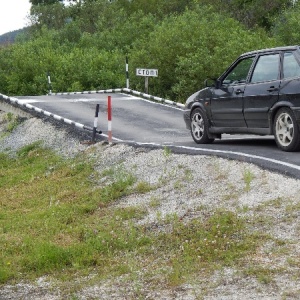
1,112,300,299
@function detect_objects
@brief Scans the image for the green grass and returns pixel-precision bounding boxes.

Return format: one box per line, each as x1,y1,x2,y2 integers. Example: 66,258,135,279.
0,112,22,136
0,143,265,290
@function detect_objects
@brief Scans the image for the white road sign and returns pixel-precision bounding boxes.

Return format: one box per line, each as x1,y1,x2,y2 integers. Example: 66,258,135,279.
136,68,158,77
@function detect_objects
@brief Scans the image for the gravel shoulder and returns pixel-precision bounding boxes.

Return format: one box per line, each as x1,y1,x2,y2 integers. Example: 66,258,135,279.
1,112,300,299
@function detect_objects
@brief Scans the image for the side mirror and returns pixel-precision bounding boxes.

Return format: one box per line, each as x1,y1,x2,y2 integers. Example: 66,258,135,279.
215,79,221,89
205,78,215,87
205,78,221,89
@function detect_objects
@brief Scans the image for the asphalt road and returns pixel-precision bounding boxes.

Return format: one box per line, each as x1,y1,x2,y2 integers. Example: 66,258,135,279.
15,92,300,179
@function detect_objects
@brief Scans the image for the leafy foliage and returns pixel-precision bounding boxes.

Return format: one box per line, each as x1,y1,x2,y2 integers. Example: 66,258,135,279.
129,6,275,101
272,2,300,45
0,0,298,101
199,0,293,30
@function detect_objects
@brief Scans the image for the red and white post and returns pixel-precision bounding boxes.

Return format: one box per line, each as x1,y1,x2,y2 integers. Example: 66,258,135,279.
107,96,112,143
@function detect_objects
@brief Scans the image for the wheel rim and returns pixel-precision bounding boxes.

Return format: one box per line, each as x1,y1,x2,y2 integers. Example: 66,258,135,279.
275,112,294,147
191,112,204,140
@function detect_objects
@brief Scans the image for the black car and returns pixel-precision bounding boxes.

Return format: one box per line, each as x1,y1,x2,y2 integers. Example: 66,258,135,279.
183,45,300,151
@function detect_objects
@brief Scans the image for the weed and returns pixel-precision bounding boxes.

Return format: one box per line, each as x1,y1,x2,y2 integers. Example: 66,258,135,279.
244,267,276,284
195,188,203,196
149,196,161,208
174,179,184,189
158,174,168,186
17,141,43,157
254,197,284,213
243,168,255,192
96,165,136,205
113,206,147,221
282,291,300,300
239,205,250,213
210,159,228,180
164,213,179,224
101,167,115,178
222,192,239,201
184,168,193,181
156,211,163,221
163,146,172,158
135,181,153,194
3,112,22,133
98,172,135,205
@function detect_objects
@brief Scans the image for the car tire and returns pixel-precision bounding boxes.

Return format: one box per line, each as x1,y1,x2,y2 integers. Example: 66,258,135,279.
190,108,214,144
273,107,300,152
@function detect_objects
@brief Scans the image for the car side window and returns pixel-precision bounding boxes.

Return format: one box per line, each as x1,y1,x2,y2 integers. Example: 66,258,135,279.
251,54,280,83
223,57,254,85
283,52,300,79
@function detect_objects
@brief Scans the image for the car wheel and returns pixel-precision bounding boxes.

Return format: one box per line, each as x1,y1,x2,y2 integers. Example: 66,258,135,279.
190,108,214,144
274,107,300,151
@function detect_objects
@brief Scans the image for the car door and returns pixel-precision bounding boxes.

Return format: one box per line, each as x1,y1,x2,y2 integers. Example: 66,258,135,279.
210,56,255,128
243,53,281,128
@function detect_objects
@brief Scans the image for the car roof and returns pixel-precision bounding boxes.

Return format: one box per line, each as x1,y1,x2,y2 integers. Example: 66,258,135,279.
241,45,300,57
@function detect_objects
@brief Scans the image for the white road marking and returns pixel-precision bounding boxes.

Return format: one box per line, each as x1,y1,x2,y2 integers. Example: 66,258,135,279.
176,145,300,171
69,98,100,102
14,99,40,104
129,141,300,172
119,93,185,110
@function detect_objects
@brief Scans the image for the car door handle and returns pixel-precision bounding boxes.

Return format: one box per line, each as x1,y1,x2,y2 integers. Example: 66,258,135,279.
235,89,244,95
267,86,279,92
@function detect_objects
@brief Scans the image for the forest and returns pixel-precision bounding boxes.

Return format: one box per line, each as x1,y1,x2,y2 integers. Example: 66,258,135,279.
0,0,299,103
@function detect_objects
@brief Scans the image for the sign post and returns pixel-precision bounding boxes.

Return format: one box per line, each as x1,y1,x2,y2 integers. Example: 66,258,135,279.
136,68,158,94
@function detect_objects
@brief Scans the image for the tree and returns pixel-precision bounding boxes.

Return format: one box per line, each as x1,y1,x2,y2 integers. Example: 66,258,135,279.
30,0,61,5
129,6,275,101
29,3,68,30
195,0,292,31
272,2,300,44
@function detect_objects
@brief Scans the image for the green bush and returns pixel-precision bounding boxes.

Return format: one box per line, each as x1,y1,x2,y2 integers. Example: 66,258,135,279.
272,3,300,45
129,6,275,102
0,28,125,95
0,2,282,99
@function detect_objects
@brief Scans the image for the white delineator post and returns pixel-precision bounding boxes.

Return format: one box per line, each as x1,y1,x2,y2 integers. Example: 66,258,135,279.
126,56,129,89
108,95,112,143
92,104,100,143
47,72,52,95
